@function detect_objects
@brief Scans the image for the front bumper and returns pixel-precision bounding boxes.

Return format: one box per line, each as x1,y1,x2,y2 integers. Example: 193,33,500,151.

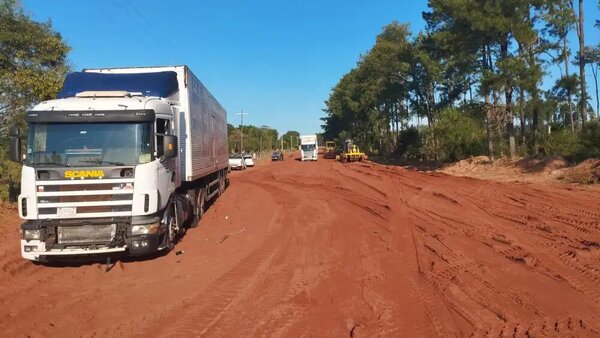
20,215,162,261
21,240,127,261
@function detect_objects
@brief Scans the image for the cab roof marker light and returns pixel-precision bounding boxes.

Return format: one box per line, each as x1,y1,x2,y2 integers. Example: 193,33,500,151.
75,91,131,98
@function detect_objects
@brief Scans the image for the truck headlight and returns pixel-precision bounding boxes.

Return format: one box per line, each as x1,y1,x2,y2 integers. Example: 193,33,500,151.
24,229,41,241
131,223,158,235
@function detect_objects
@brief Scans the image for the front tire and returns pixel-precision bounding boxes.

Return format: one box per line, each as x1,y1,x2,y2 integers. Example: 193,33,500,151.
161,203,177,250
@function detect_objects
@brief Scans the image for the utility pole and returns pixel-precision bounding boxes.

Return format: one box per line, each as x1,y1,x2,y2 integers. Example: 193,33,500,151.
235,110,248,153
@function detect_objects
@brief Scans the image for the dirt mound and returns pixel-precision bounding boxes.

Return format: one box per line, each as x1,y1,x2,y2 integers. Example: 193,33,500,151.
440,156,573,183
442,156,492,173
562,159,600,184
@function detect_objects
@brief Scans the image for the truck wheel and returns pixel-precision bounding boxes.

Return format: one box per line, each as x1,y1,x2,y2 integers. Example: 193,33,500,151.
190,187,206,228
217,173,225,197
162,203,177,250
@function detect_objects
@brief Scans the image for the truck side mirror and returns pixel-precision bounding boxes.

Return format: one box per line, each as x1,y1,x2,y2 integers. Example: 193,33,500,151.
9,126,22,163
162,135,178,160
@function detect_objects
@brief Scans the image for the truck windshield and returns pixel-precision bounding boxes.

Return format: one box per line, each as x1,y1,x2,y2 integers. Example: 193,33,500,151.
301,144,316,151
26,122,153,167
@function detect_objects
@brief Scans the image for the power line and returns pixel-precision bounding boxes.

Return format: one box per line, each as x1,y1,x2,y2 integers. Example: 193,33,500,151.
109,0,171,53
125,0,177,50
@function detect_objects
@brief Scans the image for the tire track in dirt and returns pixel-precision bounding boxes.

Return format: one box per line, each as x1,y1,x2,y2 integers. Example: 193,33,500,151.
1,158,600,336
353,163,600,335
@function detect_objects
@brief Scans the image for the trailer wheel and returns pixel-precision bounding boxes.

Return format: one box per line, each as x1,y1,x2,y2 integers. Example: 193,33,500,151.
217,172,226,197
190,187,206,228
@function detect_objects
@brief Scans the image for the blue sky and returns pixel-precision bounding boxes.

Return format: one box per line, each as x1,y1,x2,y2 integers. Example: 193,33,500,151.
22,0,599,135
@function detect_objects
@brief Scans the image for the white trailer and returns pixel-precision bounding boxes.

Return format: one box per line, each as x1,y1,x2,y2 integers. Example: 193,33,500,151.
299,134,318,161
10,65,229,261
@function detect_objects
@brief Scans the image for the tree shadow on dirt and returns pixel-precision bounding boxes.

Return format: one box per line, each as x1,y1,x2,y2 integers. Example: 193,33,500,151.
511,156,568,174
368,156,444,172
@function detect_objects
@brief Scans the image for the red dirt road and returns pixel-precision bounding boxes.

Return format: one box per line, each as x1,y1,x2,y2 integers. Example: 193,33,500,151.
1,158,600,337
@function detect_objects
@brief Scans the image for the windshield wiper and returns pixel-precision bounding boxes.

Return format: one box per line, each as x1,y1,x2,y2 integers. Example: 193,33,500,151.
79,160,125,166
36,162,70,167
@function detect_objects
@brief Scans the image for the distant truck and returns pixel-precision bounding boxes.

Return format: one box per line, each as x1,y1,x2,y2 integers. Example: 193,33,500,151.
299,134,318,161
9,65,229,262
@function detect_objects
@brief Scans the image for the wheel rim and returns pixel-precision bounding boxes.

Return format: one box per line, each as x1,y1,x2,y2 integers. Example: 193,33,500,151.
164,204,177,248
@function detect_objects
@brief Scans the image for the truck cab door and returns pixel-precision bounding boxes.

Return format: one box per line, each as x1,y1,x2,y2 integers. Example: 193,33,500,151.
156,118,176,210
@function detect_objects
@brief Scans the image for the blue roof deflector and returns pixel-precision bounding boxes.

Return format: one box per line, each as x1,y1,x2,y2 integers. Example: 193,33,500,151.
58,71,179,98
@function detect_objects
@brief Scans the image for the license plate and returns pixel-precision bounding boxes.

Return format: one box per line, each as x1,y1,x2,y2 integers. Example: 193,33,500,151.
57,207,77,218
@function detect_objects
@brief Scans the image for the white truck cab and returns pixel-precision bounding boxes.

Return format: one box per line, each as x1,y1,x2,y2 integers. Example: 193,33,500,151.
10,66,229,262
299,134,318,161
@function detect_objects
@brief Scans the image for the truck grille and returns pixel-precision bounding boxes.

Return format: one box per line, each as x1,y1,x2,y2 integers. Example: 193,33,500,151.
58,224,117,244
36,179,134,219
303,150,314,159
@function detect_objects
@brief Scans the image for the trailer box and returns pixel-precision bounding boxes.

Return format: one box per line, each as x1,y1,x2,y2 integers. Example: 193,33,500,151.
84,66,229,182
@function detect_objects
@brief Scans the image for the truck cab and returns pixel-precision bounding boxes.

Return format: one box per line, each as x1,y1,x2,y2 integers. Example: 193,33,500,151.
10,66,228,262
299,134,318,161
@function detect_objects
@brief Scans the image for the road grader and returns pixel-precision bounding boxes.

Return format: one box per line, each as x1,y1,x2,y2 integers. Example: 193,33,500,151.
338,140,366,163
323,141,337,159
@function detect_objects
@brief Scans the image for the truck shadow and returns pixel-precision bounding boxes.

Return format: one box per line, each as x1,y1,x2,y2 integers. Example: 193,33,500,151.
34,249,171,270
33,182,231,269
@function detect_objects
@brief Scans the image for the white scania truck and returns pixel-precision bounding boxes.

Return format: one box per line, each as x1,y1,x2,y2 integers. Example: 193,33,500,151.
9,65,229,262
299,134,318,161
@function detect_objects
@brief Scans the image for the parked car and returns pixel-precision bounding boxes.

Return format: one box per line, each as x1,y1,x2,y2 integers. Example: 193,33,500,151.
271,151,284,161
243,154,254,167
229,154,246,170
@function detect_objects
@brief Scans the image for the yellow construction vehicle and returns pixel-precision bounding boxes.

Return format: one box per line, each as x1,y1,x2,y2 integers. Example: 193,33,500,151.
324,141,336,159
338,139,366,163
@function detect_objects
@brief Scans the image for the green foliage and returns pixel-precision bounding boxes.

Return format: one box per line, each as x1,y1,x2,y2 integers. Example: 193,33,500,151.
579,118,600,158
323,22,414,153
279,130,300,150
540,119,600,160
540,128,582,158
0,0,70,130
323,0,597,162
433,108,486,161
397,127,422,159
228,123,278,153
0,0,70,200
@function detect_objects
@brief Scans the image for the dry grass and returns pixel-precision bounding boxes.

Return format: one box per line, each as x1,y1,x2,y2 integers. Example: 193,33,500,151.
562,159,600,184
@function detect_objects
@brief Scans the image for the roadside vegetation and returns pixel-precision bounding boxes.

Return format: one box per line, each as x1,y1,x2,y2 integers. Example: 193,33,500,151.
322,0,600,166
0,0,69,199
227,124,302,154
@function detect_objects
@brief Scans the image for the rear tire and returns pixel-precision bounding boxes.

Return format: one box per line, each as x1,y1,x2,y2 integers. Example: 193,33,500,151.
190,187,206,228
217,172,225,197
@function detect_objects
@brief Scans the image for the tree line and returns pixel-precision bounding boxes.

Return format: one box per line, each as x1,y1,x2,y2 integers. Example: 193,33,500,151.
322,0,600,162
227,124,305,154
